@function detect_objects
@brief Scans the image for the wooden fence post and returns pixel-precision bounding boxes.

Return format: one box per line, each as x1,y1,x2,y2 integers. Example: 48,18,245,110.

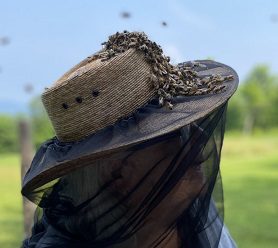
19,120,36,238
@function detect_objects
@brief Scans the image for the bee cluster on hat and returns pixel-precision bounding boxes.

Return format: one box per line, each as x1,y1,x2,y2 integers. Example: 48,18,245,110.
89,31,234,109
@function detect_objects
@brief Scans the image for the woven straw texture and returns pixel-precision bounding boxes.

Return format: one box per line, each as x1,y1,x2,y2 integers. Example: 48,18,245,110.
42,48,155,142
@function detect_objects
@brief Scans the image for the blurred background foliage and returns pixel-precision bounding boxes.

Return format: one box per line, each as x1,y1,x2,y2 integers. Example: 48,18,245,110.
1,63,278,153
0,97,54,152
226,64,278,133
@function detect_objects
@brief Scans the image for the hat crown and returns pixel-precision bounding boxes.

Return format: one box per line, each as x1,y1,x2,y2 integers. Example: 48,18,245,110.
42,48,155,142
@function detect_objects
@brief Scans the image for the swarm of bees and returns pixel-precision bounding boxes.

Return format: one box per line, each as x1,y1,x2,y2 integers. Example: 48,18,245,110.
91,31,233,109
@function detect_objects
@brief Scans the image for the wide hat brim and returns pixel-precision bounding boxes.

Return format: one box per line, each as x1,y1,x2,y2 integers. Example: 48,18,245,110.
22,60,238,198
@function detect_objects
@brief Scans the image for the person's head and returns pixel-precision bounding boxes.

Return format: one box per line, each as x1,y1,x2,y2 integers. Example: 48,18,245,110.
100,127,205,213
45,123,210,247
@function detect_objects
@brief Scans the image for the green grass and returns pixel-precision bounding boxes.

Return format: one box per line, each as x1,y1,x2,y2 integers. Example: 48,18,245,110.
0,132,277,247
221,132,278,248
0,153,23,248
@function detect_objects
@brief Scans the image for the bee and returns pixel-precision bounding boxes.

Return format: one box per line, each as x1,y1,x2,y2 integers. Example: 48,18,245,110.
224,75,234,81
165,101,173,110
139,44,148,51
159,96,165,106
153,65,159,73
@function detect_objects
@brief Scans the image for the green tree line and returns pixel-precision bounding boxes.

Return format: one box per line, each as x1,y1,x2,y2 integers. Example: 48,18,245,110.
226,64,278,133
0,64,277,153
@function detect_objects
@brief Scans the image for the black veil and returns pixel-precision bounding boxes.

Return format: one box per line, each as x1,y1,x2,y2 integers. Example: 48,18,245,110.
22,100,228,248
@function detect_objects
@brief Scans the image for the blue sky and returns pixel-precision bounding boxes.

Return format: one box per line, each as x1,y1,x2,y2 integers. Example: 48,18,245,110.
0,0,277,113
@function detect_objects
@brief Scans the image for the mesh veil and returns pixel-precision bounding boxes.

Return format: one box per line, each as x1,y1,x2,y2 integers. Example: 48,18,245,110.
22,100,228,248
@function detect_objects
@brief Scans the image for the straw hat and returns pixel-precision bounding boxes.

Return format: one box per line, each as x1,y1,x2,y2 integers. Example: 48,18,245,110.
22,31,238,196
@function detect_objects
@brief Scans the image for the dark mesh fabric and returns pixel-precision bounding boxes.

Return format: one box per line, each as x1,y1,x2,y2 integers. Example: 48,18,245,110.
22,101,228,248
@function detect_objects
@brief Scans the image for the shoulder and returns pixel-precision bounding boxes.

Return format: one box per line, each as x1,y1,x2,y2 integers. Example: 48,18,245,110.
219,225,237,248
